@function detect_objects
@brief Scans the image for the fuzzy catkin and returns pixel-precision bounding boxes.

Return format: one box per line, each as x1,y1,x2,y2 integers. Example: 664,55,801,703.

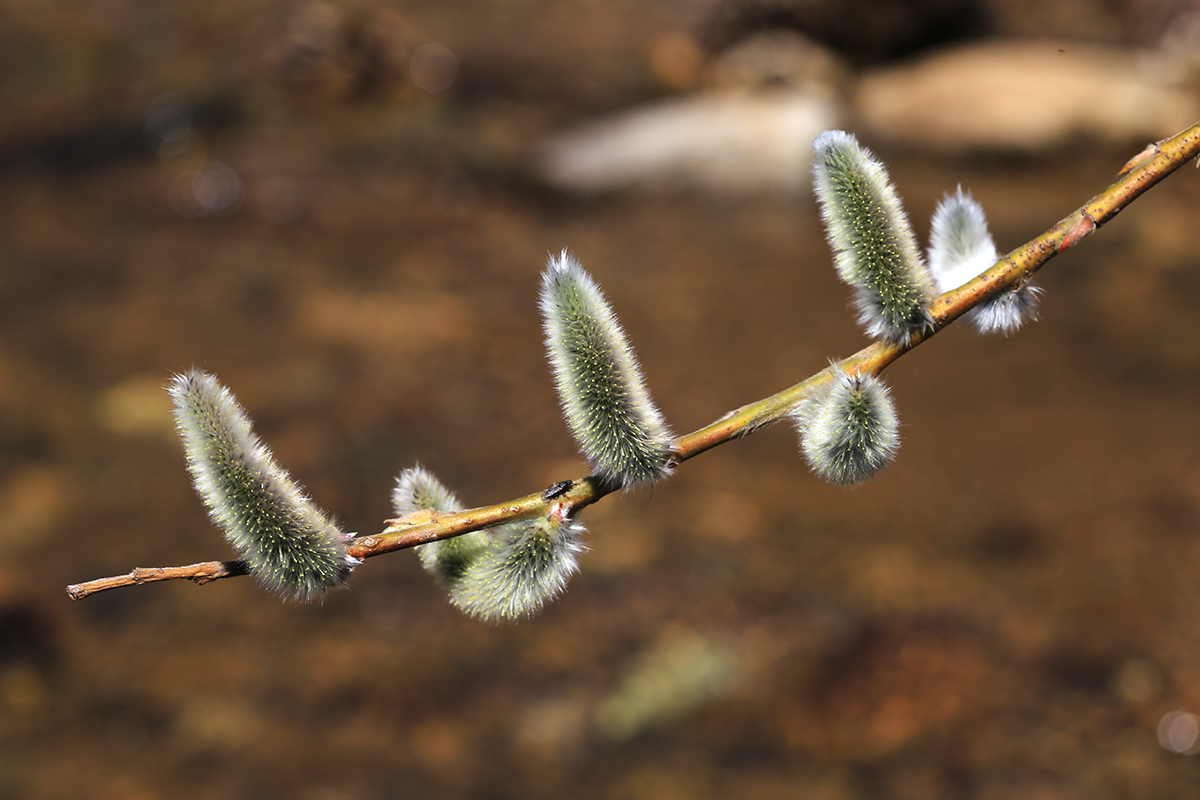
449,509,586,621
927,187,996,289
168,370,355,599
797,367,900,485
392,465,462,517
540,250,673,487
928,187,1040,335
393,465,491,585
812,131,935,345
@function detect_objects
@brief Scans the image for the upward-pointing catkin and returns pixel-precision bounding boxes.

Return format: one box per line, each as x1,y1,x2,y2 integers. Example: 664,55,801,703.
393,465,491,586
540,250,674,488
812,131,935,345
168,370,356,600
927,187,1041,335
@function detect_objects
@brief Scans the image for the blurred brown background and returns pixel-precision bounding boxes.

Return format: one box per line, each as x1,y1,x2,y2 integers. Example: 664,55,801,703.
3,0,1200,797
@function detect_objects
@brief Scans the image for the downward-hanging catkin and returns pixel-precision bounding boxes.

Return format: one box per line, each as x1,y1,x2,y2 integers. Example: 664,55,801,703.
795,366,900,485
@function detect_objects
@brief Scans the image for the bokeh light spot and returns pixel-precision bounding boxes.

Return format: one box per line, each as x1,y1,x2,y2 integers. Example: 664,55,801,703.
145,93,192,157
1157,710,1200,754
170,163,242,217
409,43,457,92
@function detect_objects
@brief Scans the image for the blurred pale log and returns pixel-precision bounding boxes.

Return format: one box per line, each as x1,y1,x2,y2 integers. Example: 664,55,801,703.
537,90,841,195
856,39,1200,151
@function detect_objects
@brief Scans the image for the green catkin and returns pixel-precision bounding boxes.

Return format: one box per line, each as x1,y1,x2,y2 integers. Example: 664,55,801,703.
168,370,356,600
392,466,491,585
449,505,586,621
796,367,900,485
812,131,935,345
540,250,674,487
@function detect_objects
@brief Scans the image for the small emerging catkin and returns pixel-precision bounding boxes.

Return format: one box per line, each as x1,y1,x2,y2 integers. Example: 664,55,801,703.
540,250,674,488
928,187,1040,335
812,131,935,345
796,367,900,485
168,370,356,600
449,505,586,621
393,465,490,586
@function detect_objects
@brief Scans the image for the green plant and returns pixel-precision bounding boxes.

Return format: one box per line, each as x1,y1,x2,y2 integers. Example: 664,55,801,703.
67,124,1200,620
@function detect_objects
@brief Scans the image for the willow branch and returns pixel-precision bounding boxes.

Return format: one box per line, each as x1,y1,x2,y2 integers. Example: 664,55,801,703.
66,560,250,599
66,121,1200,600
